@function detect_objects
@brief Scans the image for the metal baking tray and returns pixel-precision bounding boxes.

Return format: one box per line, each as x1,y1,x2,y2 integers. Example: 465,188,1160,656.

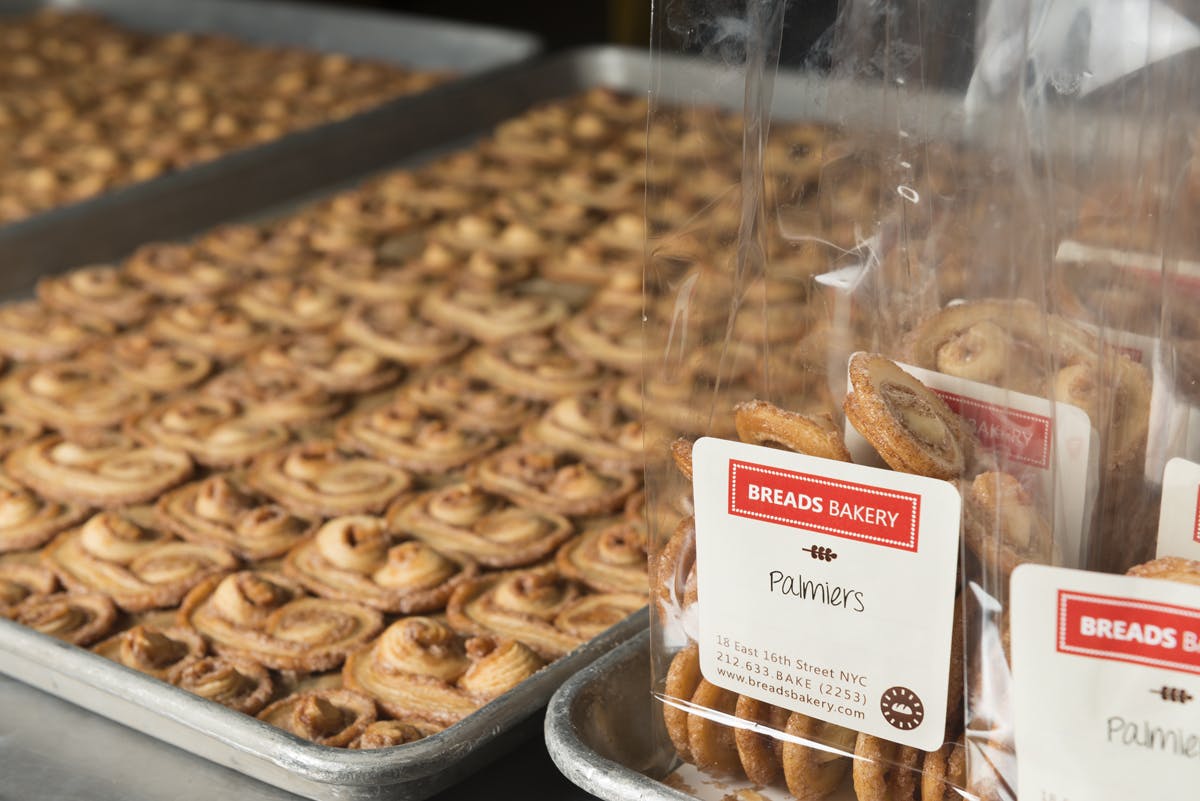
0,0,539,280
0,610,647,801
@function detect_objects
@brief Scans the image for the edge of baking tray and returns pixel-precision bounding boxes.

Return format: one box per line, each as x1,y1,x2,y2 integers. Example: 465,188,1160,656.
0,607,648,797
545,628,693,801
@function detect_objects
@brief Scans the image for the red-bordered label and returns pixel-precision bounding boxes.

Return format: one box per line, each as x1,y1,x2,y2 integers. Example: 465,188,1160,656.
727,459,920,552
931,390,1051,469
1056,590,1200,676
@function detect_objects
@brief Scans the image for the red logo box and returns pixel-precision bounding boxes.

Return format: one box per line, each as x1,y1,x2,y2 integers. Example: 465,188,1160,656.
931,390,1051,469
1057,590,1200,676
727,459,920,552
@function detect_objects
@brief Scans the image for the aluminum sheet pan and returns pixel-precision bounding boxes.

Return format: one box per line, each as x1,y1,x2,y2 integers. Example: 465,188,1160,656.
0,0,539,280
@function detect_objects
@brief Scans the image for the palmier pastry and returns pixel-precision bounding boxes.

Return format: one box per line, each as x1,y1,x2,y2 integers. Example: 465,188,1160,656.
389,483,574,569
341,302,469,366
662,644,702,761
4,357,152,432
125,242,241,298
0,563,58,618
344,617,543,727
463,335,607,401
555,520,648,595
686,680,741,775
852,733,922,801
963,472,1054,584
0,475,87,553
284,515,476,614
335,398,499,475
147,300,273,362
168,655,274,715
732,697,791,785
203,367,343,428
248,337,402,394
14,591,117,646
6,433,193,508
313,251,444,303
248,442,414,517
1051,354,1151,472
128,396,290,468
0,410,42,458
351,720,435,749
921,739,967,801
446,565,587,660
523,394,643,472
471,444,638,517
432,214,552,262
108,334,213,394
556,302,642,373
234,278,346,332
179,570,383,672
242,227,317,276
1127,556,1200,586
782,714,858,800
844,352,974,479
37,264,155,326
420,285,568,344
93,624,207,680
43,511,237,612
552,592,644,639
258,689,377,747
654,516,697,620
734,400,852,462
404,369,540,435
156,475,315,561
0,300,116,362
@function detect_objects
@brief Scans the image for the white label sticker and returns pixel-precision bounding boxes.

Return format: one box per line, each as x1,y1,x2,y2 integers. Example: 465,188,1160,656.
1157,458,1200,560
844,361,1097,567
1013,564,1200,801
693,437,961,751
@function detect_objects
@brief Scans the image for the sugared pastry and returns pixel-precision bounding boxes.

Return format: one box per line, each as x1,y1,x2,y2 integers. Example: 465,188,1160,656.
247,441,414,517
147,299,273,362
0,300,116,362
168,655,274,715
108,334,213,394
1127,556,1200,586
552,592,644,639
782,714,857,800
541,240,629,286
734,400,852,462
653,516,697,620
37,264,155,326
202,367,343,428
284,516,477,614
921,738,967,801
312,251,444,304
686,680,741,775
14,591,117,646
590,211,644,254
0,475,87,553
463,335,606,401
0,412,42,458
4,357,152,432
179,570,383,672
234,278,346,332
663,644,702,762
248,337,402,395
43,511,238,612
128,396,290,468
390,483,574,569
0,563,58,618
403,369,540,435
93,624,207,680
555,520,647,595
522,394,643,472
125,242,240,298
156,475,315,561
431,213,552,262
350,720,434,749
963,472,1055,581
335,398,499,475
257,689,377,747
471,444,638,517
446,565,587,660
556,302,642,373
6,433,193,508
341,302,470,366
241,227,318,277
1051,354,1151,472
844,352,974,479
420,285,568,344
343,616,543,727
732,697,790,785
852,733,922,801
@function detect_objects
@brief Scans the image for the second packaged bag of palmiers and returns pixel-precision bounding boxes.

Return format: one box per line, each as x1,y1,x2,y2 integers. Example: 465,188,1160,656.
642,2,1200,801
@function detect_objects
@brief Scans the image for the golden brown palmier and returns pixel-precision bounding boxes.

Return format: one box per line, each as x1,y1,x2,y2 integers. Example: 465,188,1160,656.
471,444,638,518
258,689,377,747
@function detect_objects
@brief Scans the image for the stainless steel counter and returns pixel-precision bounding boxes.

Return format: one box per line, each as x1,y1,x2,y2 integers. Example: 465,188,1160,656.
0,674,597,801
